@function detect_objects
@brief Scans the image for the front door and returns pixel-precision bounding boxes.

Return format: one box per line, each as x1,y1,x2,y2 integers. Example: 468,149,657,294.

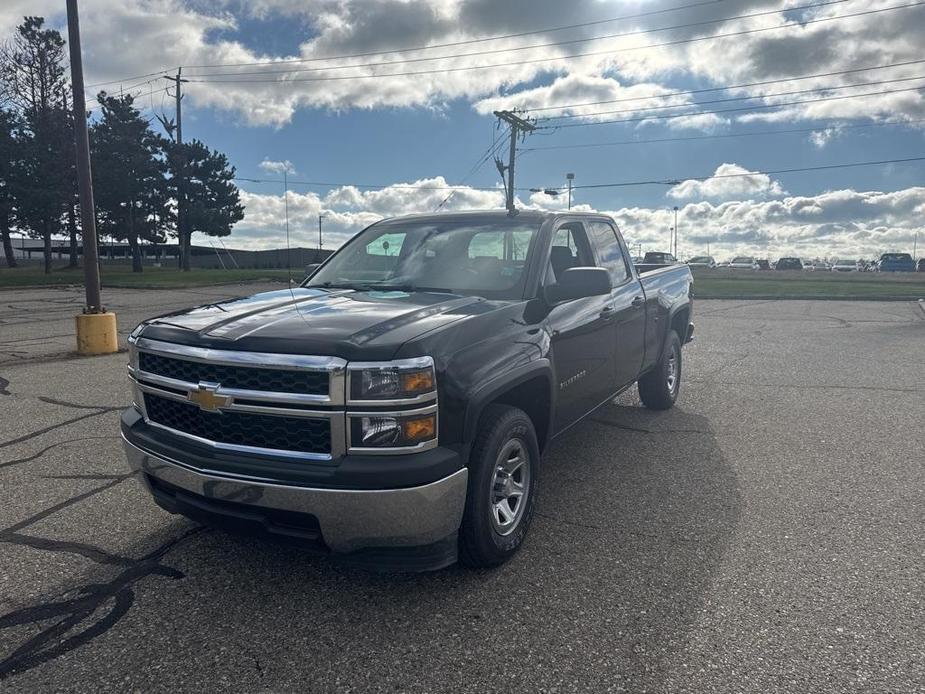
546,222,618,433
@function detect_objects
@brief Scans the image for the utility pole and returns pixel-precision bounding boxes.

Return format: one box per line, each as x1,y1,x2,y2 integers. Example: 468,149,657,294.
566,173,575,210
493,111,535,214
318,213,326,257
163,69,189,269
673,206,679,258
66,0,117,353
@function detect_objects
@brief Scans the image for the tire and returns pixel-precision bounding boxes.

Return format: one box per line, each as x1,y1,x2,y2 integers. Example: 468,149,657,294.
638,329,682,410
459,404,539,568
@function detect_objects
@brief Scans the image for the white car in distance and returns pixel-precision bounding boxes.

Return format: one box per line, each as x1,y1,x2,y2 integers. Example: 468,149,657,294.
728,256,759,270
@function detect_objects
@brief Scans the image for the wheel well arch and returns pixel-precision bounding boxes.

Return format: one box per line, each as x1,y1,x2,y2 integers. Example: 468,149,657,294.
465,366,554,453
670,305,690,343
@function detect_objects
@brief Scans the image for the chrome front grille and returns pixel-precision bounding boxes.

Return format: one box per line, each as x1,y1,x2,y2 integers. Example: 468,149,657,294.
144,393,332,455
129,337,346,460
138,352,330,396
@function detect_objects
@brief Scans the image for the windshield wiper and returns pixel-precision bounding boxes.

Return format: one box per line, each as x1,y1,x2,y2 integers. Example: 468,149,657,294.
368,284,453,293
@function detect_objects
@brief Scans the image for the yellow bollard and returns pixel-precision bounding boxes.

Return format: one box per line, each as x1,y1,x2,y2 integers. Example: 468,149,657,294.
75,312,119,355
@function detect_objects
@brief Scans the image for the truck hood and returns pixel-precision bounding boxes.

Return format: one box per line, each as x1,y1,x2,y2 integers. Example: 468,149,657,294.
138,287,485,361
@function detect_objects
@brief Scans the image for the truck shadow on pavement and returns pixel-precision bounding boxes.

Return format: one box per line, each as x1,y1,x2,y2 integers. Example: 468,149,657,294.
0,402,742,691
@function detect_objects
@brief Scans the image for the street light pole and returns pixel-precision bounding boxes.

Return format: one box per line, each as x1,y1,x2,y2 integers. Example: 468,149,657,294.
566,173,575,210
66,0,117,354
673,206,679,258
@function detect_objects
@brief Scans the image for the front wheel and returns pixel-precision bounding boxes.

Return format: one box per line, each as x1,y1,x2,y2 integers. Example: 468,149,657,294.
459,404,539,568
638,329,682,410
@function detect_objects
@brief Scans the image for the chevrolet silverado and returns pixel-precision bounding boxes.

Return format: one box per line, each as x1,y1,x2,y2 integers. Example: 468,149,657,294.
122,211,694,570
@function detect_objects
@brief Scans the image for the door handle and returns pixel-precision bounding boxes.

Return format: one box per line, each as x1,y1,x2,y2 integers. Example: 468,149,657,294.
631,295,645,308
599,306,615,320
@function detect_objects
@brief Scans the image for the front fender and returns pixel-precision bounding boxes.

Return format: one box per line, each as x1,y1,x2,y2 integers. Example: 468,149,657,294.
462,359,555,450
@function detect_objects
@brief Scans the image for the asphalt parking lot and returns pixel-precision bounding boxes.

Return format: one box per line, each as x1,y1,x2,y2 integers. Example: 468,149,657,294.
1,285,923,693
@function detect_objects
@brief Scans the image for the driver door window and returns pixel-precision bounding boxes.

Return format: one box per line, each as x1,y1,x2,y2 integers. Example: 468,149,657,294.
548,223,595,283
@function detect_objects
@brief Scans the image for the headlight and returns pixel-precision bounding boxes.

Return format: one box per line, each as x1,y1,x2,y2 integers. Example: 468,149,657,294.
348,357,436,403
352,412,437,449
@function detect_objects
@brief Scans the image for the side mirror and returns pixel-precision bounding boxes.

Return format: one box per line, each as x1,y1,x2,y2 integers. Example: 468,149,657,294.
304,263,321,278
544,267,611,304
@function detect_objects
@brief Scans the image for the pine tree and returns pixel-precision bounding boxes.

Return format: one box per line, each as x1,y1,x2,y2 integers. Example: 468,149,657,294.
0,17,71,274
91,93,171,273
166,139,243,271
0,109,17,268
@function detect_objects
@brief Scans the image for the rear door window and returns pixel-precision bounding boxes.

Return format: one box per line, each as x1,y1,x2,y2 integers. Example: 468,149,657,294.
588,221,630,285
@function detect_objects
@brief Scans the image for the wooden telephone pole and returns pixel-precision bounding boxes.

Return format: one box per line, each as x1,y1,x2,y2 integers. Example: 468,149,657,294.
493,111,535,214
162,69,189,268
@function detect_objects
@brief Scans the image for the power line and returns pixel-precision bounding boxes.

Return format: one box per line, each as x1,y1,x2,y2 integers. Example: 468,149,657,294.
183,2,925,85
535,84,925,129
183,0,852,79
434,127,511,211
567,156,925,190
520,119,925,152
183,0,734,69
234,154,925,196
536,74,925,122
518,59,925,114
85,68,179,90
234,177,515,192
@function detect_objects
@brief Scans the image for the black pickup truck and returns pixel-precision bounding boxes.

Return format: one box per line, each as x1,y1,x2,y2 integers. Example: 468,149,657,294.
122,211,693,570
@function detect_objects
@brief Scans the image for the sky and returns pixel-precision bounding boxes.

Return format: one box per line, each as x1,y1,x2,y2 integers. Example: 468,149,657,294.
2,0,924,260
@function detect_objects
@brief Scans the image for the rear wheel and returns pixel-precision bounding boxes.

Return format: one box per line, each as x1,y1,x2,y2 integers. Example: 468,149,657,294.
638,330,682,410
459,404,538,568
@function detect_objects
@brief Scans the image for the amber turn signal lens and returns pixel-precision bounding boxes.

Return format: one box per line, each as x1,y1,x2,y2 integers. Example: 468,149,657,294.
400,369,435,394
402,414,436,442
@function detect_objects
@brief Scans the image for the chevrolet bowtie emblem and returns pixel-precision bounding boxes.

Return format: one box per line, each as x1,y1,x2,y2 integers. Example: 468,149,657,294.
187,383,232,412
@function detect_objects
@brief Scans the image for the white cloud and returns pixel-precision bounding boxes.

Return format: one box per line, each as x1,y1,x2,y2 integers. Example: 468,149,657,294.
220,176,925,262
668,163,786,200
6,0,922,128
258,158,297,175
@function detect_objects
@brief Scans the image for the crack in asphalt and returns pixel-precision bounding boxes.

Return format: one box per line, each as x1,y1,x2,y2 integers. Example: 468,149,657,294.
0,409,119,450
37,397,122,411
590,418,712,435
0,466,207,681
685,379,925,394
0,526,206,681
0,533,135,567
1,477,132,535
0,436,114,471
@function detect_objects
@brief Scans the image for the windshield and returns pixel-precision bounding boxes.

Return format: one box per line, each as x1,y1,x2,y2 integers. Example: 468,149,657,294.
881,253,912,261
688,256,710,263
305,217,540,299
732,257,753,263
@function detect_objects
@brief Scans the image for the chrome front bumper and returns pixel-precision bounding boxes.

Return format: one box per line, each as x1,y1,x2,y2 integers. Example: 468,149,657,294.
122,435,468,553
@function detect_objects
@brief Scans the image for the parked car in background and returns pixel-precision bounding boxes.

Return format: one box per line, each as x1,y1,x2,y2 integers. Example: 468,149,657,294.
686,255,716,268
642,252,677,265
917,258,925,272
728,256,759,270
756,259,771,270
776,257,803,270
805,261,830,271
878,252,916,272
832,259,860,272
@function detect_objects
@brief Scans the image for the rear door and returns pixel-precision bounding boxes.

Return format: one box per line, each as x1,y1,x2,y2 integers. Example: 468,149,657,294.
545,221,618,433
587,220,647,388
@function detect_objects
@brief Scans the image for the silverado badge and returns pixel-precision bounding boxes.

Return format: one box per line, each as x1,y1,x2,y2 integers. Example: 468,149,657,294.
187,383,232,412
